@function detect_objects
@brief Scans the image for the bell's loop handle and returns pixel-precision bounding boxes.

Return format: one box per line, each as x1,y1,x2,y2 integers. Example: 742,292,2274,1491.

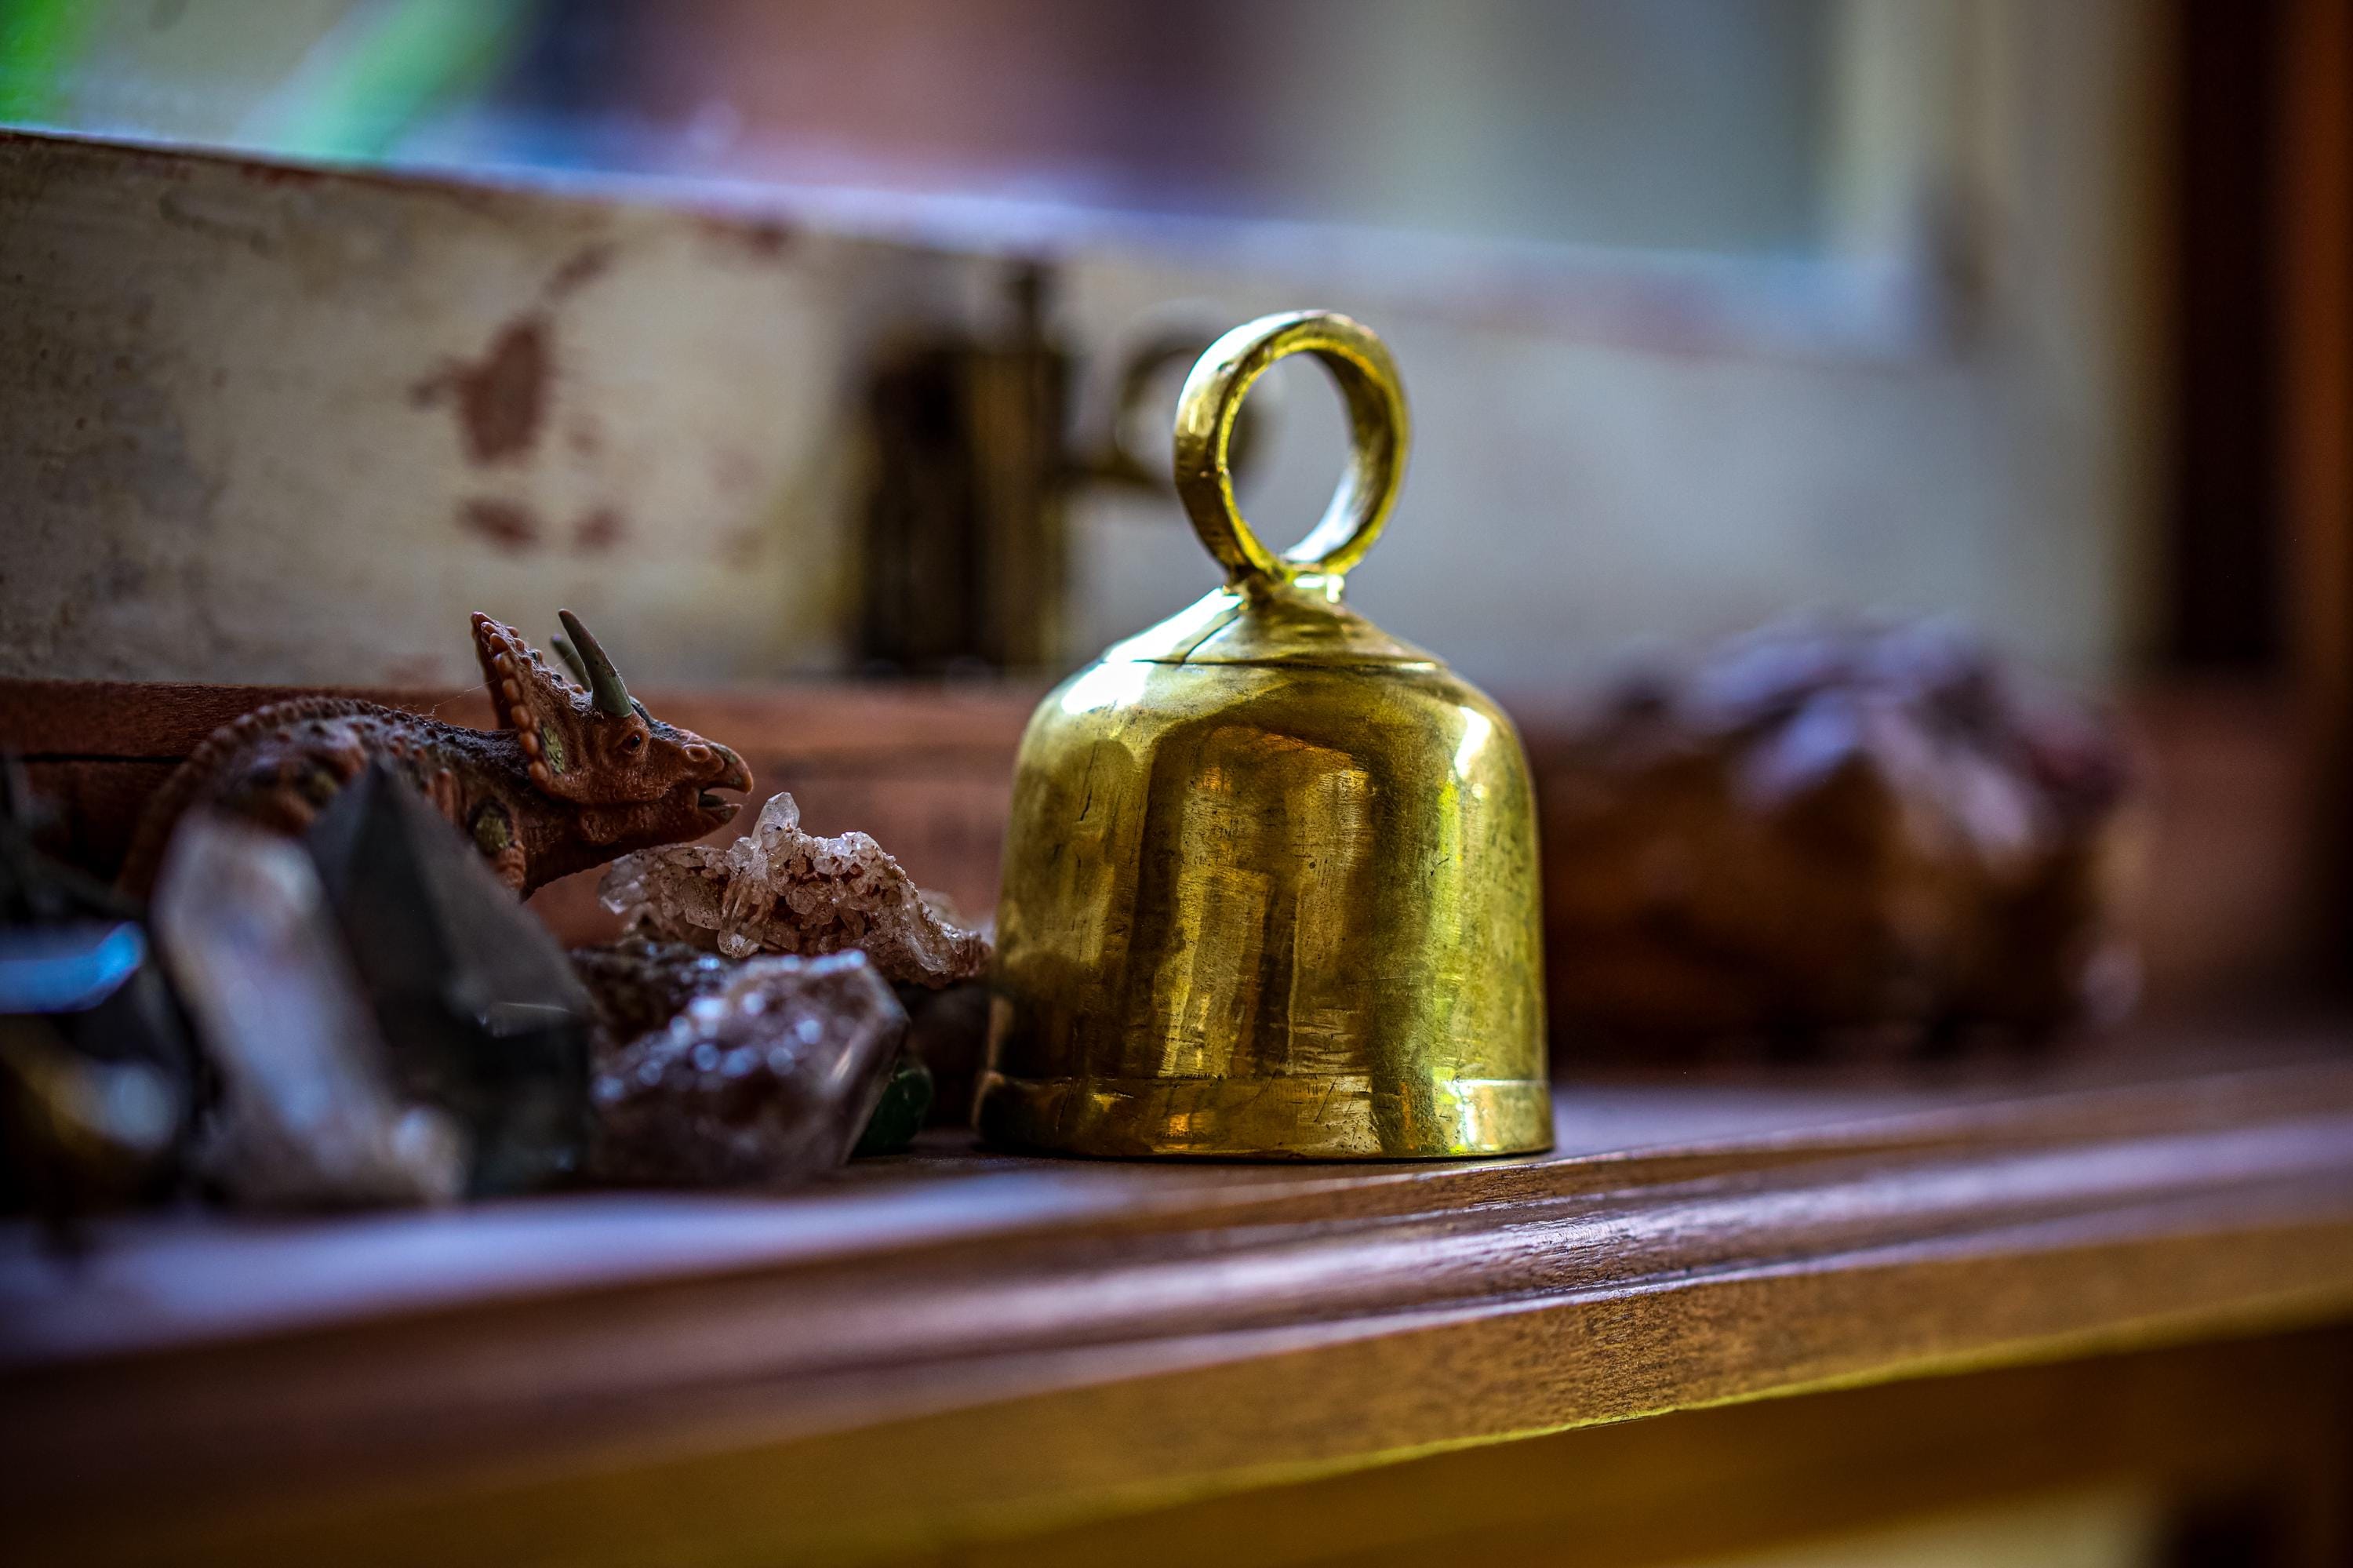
1173,311,1409,593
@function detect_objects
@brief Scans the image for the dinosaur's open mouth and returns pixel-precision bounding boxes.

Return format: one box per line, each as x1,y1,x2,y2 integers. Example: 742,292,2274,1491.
695,747,754,821
689,746,752,824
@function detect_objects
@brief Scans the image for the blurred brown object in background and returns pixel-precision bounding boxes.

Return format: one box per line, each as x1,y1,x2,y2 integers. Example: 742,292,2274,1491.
1544,620,2137,1058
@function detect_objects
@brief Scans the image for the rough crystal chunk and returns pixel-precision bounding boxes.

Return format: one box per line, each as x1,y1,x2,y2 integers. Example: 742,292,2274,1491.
586,948,907,1187
306,764,591,1195
598,792,990,985
1543,619,2136,1055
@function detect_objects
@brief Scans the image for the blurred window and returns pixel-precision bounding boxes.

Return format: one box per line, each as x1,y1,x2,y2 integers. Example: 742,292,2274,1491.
4,0,1843,256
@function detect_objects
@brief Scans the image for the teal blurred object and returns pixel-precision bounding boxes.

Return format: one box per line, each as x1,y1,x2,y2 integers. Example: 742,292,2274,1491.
0,922,146,1014
0,0,533,162
0,0,93,124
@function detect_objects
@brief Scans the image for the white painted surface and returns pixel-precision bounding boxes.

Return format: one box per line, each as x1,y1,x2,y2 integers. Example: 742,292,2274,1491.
0,132,959,686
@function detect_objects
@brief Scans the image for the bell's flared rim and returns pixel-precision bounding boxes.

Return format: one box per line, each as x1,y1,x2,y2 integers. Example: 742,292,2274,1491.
974,1070,1554,1161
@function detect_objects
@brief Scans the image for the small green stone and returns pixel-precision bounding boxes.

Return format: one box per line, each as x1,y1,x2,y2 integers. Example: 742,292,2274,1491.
472,804,512,853
853,1054,933,1157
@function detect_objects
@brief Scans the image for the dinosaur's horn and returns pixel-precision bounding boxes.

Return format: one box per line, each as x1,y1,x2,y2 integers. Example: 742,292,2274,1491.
550,632,591,690
557,609,632,717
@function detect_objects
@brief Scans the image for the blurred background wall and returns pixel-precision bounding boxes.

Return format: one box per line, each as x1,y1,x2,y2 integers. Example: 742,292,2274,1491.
0,0,2169,695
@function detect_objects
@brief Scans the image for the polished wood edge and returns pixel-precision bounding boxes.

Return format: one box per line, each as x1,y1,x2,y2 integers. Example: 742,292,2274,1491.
5,1042,2353,1563
7,1041,2345,1370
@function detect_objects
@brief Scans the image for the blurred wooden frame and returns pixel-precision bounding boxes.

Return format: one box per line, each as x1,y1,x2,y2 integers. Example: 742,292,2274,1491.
2281,0,2353,964
2163,0,2351,985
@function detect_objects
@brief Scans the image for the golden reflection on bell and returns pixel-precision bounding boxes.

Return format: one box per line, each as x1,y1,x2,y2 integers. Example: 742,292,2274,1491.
978,311,1551,1159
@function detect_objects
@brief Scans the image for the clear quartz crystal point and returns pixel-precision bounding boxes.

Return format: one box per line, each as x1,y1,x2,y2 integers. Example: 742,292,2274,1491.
153,813,465,1207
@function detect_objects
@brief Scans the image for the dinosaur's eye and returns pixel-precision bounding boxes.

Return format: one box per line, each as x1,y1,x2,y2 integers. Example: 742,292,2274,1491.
624,733,643,751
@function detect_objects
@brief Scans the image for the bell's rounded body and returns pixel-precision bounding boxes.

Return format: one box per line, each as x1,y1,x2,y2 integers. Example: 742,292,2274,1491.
979,574,1550,1158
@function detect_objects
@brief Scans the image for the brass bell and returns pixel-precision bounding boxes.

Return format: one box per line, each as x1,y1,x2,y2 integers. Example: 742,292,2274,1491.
978,311,1551,1159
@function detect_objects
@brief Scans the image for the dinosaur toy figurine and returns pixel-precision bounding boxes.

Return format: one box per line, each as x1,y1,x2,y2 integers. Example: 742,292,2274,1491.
119,610,753,898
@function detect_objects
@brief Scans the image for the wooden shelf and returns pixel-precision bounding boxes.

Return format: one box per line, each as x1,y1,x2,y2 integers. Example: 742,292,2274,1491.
7,1024,2353,1564
2,673,2320,997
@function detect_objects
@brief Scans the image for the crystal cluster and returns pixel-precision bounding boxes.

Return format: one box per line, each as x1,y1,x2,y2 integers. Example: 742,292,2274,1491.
13,740,945,1212
586,948,906,1186
571,937,740,1042
1543,620,2137,1054
576,935,944,1163
599,791,991,986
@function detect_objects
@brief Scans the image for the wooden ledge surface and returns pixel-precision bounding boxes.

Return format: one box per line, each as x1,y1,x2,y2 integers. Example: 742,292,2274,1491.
6,1024,2353,1565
